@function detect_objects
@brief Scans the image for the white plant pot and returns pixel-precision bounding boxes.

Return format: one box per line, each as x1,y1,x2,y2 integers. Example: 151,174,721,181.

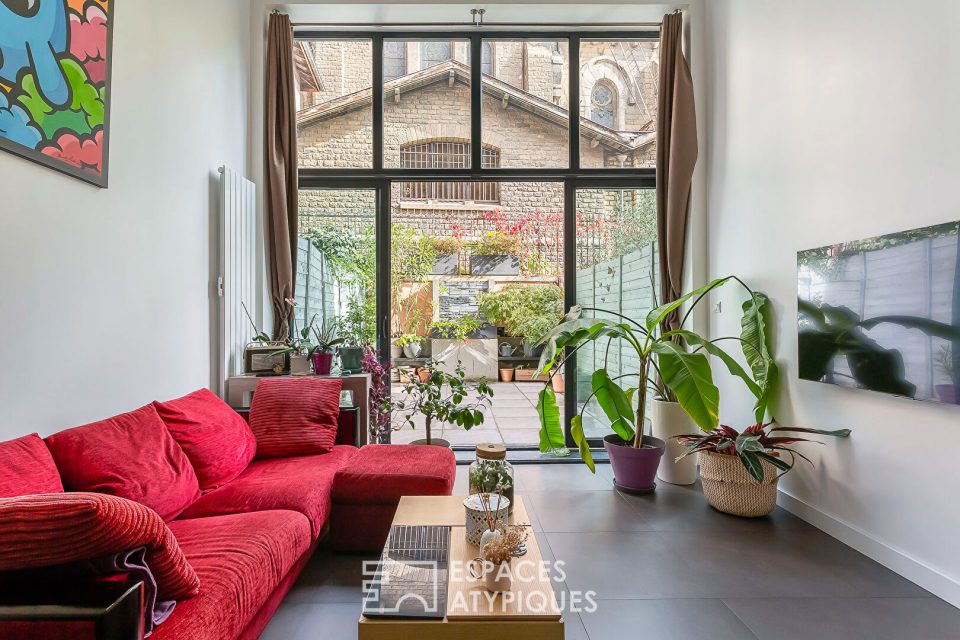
651,399,698,485
289,354,310,376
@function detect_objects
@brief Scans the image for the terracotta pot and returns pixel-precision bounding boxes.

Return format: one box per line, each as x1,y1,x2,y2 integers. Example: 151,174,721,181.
698,450,779,517
651,399,697,485
499,368,515,382
416,368,432,383
410,437,451,448
604,434,665,494
550,372,564,393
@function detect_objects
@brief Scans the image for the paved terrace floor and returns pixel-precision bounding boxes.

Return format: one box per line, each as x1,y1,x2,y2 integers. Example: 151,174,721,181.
390,381,561,447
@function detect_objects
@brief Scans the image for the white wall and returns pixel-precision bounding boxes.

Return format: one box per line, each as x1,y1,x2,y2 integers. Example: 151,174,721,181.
705,0,960,607
0,0,251,438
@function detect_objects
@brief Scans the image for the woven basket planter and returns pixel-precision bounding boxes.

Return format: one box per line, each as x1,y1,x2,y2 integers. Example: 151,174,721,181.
698,451,779,517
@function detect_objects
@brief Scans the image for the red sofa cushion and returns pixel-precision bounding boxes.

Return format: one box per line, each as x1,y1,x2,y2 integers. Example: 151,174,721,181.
45,404,201,521
153,389,257,491
0,493,199,600
249,377,343,458
332,444,456,505
154,511,311,640
0,434,64,498
177,446,357,538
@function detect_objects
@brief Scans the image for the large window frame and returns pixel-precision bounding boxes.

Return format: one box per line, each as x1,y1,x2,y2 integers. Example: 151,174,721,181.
295,29,658,450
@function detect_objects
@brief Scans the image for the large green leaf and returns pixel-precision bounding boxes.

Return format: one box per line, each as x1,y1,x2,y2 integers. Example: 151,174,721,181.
536,386,567,453
741,292,778,422
739,450,766,483
537,316,627,374
591,369,636,441
669,329,761,398
570,415,595,473
645,277,730,332
653,341,719,432
857,315,960,341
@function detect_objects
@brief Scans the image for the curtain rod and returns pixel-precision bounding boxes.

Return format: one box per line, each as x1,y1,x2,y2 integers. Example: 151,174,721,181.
292,22,662,29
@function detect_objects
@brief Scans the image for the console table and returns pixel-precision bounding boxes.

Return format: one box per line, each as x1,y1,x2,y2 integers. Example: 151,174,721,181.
226,373,372,444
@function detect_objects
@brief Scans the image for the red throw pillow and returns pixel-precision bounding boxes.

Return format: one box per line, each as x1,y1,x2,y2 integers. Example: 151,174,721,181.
0,434,64,498
0,492,200,600
45,404,201,521
249,377,343,458
153,389,257,491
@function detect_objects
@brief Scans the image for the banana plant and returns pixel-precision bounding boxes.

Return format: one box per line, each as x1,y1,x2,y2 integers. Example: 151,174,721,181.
534,277,778,471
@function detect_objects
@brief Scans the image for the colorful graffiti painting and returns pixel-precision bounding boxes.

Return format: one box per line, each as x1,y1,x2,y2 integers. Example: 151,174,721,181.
0,0,113,187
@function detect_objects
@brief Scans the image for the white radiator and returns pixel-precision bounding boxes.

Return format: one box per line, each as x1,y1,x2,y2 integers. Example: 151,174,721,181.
218,165,257,397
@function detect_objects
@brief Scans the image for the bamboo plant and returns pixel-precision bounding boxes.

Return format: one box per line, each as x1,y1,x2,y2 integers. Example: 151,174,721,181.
534,277,778,471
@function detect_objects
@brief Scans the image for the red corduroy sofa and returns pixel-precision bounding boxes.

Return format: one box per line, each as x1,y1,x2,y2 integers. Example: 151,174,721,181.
0,382,456,640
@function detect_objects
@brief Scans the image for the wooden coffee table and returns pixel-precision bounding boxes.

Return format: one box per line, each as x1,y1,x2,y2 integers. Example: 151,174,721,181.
358,496,564,640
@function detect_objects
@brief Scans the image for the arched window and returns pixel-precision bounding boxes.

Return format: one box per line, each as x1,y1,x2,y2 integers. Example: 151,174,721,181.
590,81,617,129
383,41,407,82
400,141,500,202
420,41,453,68
481,42,494,75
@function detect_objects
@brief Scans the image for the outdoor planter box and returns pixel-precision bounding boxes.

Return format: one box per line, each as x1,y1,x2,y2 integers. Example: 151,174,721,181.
429,323,497,340
470,254,520,276
431,253,459,275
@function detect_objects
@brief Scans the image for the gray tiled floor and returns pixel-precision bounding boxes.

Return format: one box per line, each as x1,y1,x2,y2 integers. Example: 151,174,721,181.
260,464,960,640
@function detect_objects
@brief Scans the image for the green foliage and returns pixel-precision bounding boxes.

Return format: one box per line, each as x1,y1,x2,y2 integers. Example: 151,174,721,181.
536,386,569,455
431,236,464,254
338,299,374,346
393,225,436,280
431,316,484,342
392,361,494,444
472,232,522,256
309,318,343,353
676,423,851,483
395,333,422,348
535,279,779,470
476,284,563,342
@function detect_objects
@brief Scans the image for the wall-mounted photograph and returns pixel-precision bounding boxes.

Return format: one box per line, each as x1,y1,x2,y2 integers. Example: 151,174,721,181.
797,220,960,405
0,0,113,187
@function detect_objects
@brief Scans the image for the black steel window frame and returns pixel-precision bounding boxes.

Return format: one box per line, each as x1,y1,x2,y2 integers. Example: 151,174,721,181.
295,29,658,450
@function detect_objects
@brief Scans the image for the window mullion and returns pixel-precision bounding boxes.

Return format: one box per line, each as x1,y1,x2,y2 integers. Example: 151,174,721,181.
373,35,384,171
568,34,580,172
470,35,482,171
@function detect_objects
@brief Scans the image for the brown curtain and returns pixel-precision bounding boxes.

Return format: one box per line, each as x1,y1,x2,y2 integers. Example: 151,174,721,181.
265,12,298,340
656,11,698,332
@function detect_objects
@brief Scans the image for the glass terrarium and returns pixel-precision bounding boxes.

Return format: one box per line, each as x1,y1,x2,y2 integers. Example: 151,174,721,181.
468,443,514,514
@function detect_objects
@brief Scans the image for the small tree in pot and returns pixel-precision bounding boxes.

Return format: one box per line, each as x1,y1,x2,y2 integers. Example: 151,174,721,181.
392,361,494,447
535,277,778,493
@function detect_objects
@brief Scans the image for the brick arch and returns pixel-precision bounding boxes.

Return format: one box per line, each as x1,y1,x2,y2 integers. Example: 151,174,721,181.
580,57,634,130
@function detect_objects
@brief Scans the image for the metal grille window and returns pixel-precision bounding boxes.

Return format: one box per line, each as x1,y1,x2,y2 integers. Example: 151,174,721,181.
400,142,500,202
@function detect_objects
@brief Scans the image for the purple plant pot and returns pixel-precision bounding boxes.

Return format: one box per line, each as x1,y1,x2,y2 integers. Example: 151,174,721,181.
311,352,334,376
935,384,959,405
603,434,665,494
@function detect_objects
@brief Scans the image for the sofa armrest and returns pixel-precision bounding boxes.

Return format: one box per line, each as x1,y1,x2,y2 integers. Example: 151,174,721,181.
0,493,199,600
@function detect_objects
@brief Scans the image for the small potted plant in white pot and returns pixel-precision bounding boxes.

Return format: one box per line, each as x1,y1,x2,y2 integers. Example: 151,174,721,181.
392,361,493,447
396,333,424,359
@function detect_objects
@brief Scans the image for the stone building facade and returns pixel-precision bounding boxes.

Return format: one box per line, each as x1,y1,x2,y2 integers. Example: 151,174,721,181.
294,38,659,272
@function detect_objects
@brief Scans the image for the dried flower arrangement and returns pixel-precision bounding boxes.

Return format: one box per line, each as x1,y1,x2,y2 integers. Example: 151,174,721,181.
481,525,529,565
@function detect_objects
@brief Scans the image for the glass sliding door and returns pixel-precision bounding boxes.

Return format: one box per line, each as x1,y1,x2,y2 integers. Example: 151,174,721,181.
573,188,657,441
294,28,660,450
295,189,378,346
389,181,564,448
